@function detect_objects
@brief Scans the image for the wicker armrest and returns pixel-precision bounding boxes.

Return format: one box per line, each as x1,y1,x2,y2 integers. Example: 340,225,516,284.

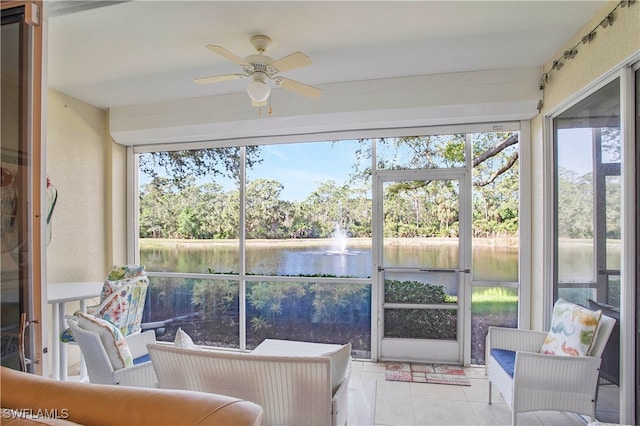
126,330,156,359
515,351,602,380
332,362,351,426
114,360,157,388
512,351,601,414
488,326,548,353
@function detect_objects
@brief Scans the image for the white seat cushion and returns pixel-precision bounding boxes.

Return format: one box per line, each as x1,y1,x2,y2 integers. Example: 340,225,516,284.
75,312,133,369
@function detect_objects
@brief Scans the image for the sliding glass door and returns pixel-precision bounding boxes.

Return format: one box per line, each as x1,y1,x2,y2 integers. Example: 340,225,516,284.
1,4,39,372
552,71,640,424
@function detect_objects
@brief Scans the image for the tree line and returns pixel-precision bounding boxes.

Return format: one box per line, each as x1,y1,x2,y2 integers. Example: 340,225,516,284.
139,175,522,240
139,133,526,240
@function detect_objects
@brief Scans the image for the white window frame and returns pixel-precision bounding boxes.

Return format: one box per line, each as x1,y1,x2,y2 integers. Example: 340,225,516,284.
126,120,529,364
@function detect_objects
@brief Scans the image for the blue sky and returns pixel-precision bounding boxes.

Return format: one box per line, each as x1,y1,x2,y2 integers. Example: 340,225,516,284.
556,128,594,175
140,139,364,202
142,130,604,198
249,140,362,201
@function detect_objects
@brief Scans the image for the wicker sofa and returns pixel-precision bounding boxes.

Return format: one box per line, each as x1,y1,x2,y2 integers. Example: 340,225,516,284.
0,366,263,426
147,341,351,426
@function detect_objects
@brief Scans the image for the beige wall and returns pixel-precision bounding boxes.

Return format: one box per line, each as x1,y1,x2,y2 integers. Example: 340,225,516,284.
108,135,128,266
529,2,640,329
46,89,129,279
47,89,110,283
46,89,129,374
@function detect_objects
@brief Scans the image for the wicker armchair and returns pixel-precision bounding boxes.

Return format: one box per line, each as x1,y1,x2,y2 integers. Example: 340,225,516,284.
487,309,615,425
66,318,157,387
61,266,149,343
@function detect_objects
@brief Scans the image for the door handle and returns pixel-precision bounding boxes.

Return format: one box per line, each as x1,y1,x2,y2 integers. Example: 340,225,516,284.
18,313,38,372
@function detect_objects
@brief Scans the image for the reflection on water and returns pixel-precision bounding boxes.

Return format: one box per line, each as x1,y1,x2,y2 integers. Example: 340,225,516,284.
137,238,613,295
279,248,369,277
472,246,519,281
141,238,521,286
557,240,594,283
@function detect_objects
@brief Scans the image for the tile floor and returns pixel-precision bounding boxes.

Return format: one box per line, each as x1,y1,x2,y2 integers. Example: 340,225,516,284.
69,359,619,425
349,360,594,426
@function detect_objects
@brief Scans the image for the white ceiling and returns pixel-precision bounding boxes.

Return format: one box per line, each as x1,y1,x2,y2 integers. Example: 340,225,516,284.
47,0,608,109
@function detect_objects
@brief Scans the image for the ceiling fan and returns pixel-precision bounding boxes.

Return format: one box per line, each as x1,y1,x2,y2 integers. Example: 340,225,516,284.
195,35,321,107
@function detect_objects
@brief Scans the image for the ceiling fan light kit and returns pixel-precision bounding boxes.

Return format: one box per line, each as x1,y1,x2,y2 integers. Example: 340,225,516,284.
246,77,271,102
195,34,321,108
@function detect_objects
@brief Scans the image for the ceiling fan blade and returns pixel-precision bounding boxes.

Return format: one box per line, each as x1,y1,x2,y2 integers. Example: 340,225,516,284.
270,52,311,73
206,45,250,66
194,74,246,84
276,78,321,99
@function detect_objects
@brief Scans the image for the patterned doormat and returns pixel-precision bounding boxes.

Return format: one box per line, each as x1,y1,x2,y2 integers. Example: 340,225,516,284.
385,362,470,386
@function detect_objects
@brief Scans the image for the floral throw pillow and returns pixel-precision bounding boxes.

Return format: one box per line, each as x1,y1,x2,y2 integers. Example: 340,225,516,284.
540,299,601,357
107,264,146,281
93,276,149,336
76,312,133,369
100,279,125,303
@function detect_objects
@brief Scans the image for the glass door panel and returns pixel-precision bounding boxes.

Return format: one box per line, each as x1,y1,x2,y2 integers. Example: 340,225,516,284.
379,175,464,363
1,6,33,371
553,78,622,423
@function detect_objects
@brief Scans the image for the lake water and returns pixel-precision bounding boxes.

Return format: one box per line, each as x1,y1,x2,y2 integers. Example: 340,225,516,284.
140,238,520,288
140,239,618,362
